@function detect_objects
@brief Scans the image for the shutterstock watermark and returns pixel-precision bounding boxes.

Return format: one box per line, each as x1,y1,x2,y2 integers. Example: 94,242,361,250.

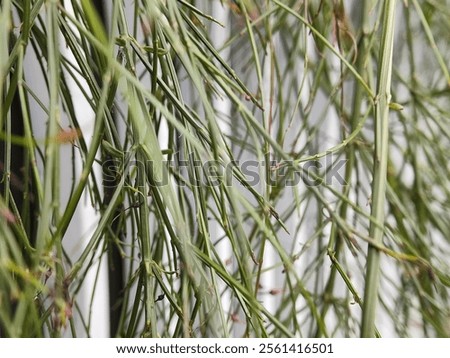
102,154,347,189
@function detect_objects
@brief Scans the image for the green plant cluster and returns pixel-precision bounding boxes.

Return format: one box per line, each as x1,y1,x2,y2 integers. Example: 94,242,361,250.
0,0,449,337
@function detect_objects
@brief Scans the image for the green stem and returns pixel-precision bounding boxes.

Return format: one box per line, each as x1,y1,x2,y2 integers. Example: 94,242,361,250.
319,0,374,336
35,0,60,258
137,149,156,337
361,0,397,338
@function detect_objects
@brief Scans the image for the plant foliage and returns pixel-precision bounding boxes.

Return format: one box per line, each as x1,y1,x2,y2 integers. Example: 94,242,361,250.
0,0,449,337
